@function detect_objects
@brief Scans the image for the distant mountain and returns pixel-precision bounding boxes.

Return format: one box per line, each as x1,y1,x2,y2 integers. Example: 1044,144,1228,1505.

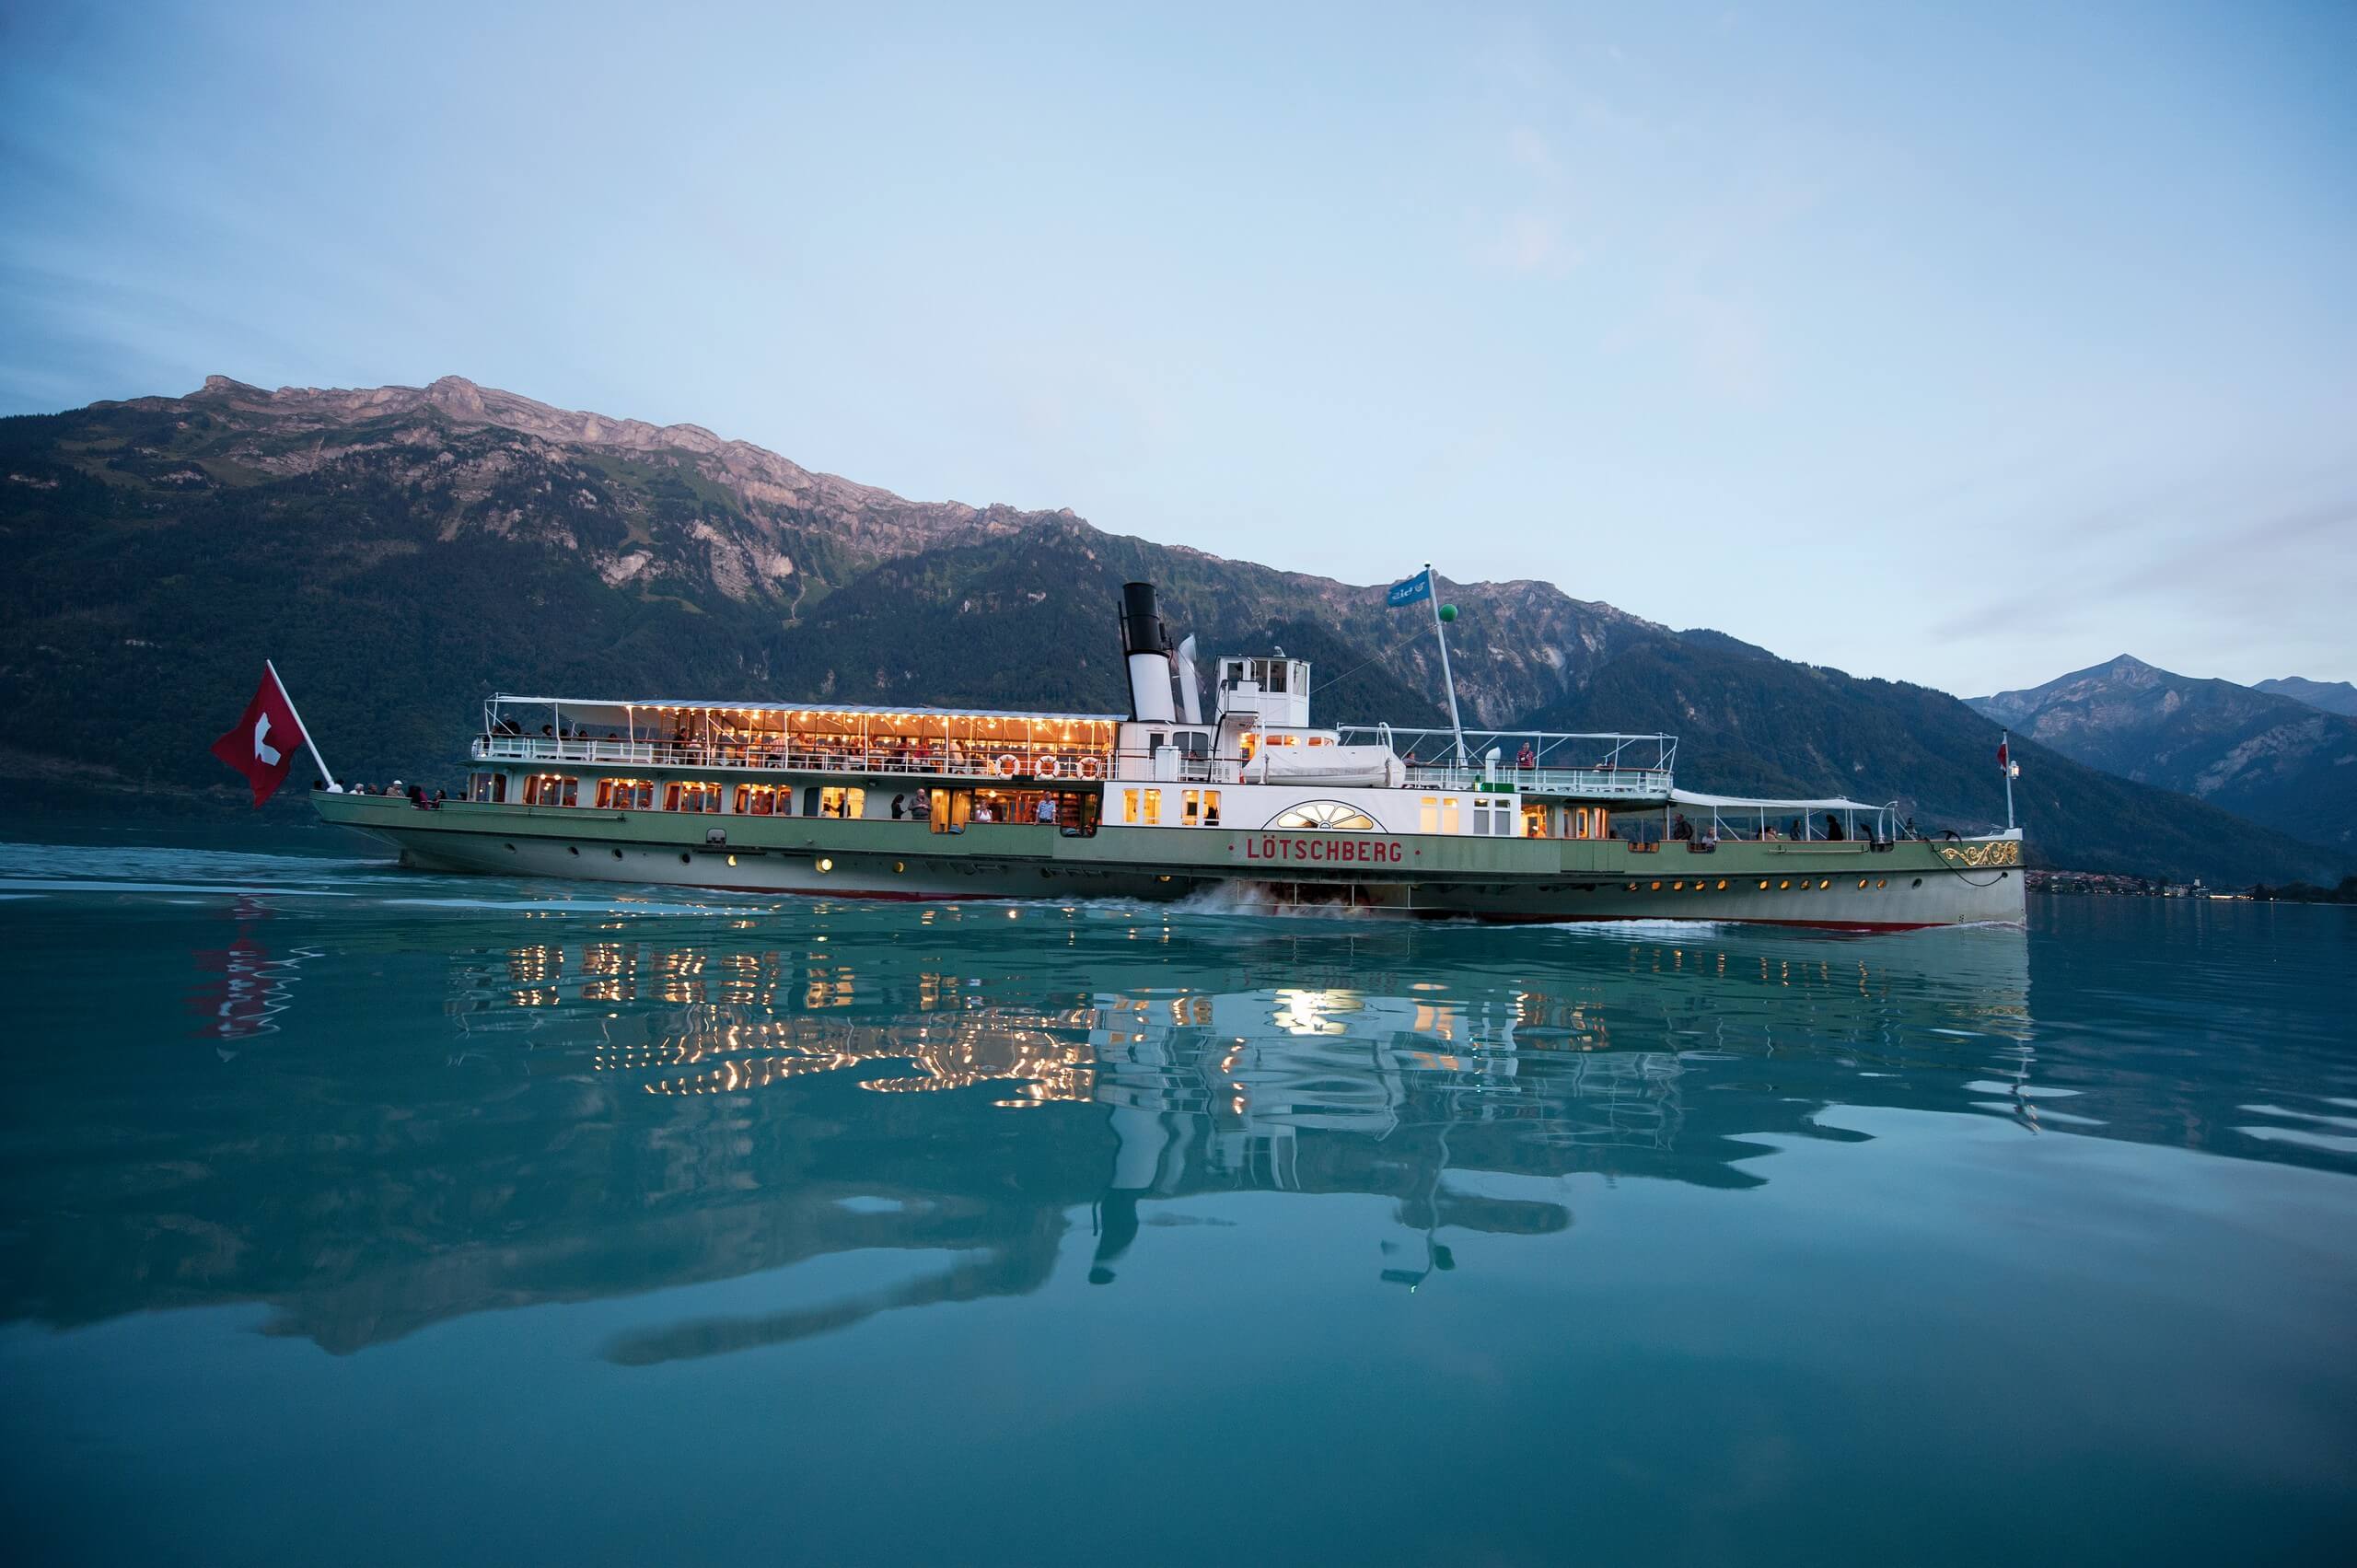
2254,676,2357,718
2,376,2347,889
1970,656,2357,851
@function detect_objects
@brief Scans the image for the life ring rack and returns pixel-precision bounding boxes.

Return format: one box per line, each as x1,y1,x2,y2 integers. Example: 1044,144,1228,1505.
993,754,1021,779
1036,755,1061,781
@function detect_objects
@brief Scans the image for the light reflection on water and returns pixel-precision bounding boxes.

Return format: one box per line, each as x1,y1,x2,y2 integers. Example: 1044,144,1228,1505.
0,832,2351,1564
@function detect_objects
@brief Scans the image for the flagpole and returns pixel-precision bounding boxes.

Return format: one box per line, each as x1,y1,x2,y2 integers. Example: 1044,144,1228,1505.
1998,730,2017,830
267,659,339,791
1424,562,1468,769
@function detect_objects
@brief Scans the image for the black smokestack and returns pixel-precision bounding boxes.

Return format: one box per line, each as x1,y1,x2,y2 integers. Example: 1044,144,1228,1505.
1119,582,1169,656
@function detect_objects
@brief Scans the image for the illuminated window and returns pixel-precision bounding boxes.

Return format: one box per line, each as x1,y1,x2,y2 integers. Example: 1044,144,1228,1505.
736,785,778,816
819,786,865,819
524,773,577,807
1419,795,1439,833
665,781,723,813
598,778,654,810
1269,800,1378,830
1183,788,1223,826
1442,796,1461,834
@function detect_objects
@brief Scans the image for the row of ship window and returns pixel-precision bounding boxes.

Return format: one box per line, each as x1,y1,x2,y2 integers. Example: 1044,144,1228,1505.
1631,877,1919,892
484,773,871,817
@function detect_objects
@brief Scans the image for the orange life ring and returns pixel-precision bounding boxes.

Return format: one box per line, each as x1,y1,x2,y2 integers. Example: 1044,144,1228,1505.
993,754,1020,779
1077,755,1101,781
1036,755,1061,780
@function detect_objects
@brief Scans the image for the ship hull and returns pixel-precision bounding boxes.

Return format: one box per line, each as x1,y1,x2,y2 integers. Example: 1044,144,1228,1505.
316,794,2025,928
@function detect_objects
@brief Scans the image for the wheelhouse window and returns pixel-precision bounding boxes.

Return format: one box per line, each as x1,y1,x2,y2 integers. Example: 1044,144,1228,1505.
523,773,577,807
598,778,655,811
1182,788,1222,826
665,781,723,813
1269,800,1377,830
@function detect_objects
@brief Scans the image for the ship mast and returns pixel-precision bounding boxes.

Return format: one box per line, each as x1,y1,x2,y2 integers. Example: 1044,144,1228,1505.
1424,562,1468,767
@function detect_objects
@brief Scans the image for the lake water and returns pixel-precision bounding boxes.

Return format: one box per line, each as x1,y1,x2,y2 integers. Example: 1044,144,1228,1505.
1,823,2351,1565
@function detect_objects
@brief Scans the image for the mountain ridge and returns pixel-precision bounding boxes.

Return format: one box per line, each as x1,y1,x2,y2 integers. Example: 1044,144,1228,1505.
1969,656,2356,850
3,374,2347,889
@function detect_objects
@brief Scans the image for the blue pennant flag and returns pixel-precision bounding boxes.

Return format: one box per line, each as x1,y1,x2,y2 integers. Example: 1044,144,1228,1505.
1386,569,1432,608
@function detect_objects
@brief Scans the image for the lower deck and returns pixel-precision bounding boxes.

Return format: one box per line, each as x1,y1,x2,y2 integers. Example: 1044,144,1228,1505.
314,791,2026,928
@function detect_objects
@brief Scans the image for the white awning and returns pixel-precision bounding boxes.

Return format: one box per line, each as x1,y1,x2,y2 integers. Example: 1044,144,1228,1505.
1669,789,1889,813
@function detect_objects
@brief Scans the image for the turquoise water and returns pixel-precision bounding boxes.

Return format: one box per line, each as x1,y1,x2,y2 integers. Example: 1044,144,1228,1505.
2,824,2351,1565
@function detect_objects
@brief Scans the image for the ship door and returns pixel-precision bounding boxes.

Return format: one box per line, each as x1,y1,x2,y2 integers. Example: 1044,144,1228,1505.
930,788,971,833
1055,789,1101,838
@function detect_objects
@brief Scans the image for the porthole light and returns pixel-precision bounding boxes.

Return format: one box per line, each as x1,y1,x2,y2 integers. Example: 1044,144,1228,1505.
1779,878,1790,889
816,857,834,873
1857,877,1867,889
895,861,906,873
1757,879,1769,890
1650,880,1662,891
1875,878,1886,889
1672,880,1685,891
1819,878,1831,889
726,854,738,866
1626,883,1638,892
1715,879,1727,890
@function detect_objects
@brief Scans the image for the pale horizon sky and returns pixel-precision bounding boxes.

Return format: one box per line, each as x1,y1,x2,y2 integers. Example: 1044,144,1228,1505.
4,0,2351,697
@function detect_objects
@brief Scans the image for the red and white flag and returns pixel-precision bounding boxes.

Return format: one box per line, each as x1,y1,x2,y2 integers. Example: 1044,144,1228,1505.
1996,740,2009,769
211,664,308,807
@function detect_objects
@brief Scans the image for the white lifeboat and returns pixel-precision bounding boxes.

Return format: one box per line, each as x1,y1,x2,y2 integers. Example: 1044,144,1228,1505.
1241,744,1406,788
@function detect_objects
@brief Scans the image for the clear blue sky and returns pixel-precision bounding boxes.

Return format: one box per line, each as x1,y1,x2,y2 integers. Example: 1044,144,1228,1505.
5,1,2351,695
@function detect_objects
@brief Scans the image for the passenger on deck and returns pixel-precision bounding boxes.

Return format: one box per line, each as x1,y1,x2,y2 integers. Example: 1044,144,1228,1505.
1672,813,1695,842
1824,813,1845,841
890,794,906,819
1036,796,1057,824
1516,744,1536,770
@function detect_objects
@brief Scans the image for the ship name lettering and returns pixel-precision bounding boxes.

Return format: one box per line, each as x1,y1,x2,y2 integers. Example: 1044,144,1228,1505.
1241,836,1403,865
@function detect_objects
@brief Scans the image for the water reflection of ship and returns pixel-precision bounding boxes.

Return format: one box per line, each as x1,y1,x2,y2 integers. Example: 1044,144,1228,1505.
9,923,2058,1360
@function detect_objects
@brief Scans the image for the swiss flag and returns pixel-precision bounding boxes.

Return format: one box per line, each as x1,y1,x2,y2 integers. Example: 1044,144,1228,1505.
211,664,308,807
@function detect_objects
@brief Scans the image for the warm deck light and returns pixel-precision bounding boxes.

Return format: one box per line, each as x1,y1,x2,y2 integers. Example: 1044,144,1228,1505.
816,858,834,873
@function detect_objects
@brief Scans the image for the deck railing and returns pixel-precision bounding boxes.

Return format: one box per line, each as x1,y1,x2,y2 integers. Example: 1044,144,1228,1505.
1402,764,1674,799
471,734,1114,782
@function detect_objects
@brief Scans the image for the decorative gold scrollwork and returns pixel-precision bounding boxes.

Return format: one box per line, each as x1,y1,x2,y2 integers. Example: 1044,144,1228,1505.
1936,839,2022,868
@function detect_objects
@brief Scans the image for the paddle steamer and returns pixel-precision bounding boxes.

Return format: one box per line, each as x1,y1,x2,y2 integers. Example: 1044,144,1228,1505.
312,583,2025,927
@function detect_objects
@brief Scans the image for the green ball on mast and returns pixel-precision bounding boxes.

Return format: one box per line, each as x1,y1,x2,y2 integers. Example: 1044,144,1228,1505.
1437,604,1457,622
